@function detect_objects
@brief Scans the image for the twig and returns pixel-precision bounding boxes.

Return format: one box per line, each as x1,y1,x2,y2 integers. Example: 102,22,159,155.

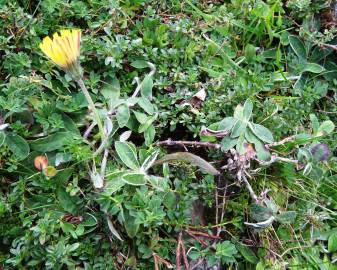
191,259,205,270
153,253,159,270
317,109,337,114
176,232,190,270
186,230,221,240
215,183,219,225
153,253,173,269
200,125,229,137
185,230,208,247
267,135,296,148
158,135,297,151
176,233,182,270
240,171,258,203
156,139,221,149
256,155,298,166
319,43,337,51
94,134,110,156
244,216,275,228
83,122,96,139
280,245,312,258
131,77,142,98
180,236,190,270
100,149,109,178
218,181,228,236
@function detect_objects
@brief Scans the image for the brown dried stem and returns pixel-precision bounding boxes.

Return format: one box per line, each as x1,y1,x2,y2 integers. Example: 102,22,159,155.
156,139,221,149
176,232,190,270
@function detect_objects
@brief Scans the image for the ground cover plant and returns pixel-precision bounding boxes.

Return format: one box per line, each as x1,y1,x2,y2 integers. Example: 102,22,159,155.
0,0,336,269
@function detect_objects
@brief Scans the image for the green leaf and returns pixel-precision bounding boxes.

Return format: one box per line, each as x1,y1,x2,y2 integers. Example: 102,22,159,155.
310,46,333,63
218,117,236,131
104,174,125,195
122,172,147,186
141,75,153,99
245,128,270,160
155,152,220,175
317,120,335,136
234,104,244,120
138,115,156,133
163,191,176,210
53,168,73,186
289,35,306,59
310,114,319,134
236,134,247,155
107,217,123,241
243,99,253,121
30,132,72,152
231,120,247,138
5,133,30,160
275,211,297,224
101,78,120,102
147,175,168,190
137,97,155,115
254,139,271,161
221,136,238,151
144,125,155,146
133,110,148,124
141,150,159,172
256,262,266,270
124,211,139,238
81,213,98,227
114,141,139,170
215,241,237,264
130,60,149,69
68,242,80,252
116,104,130,128
244,44,256,63
236,243,258,264
57,187,78,214
251,204,273,222
60,222,76,238
301,62,325,74
244,128,259,144
328,233,337,252
62,114,80,136
264,199,279,214
250,123,274,143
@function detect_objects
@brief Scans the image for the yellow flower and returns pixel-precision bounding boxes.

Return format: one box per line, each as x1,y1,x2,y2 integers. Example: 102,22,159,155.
40,29,81,69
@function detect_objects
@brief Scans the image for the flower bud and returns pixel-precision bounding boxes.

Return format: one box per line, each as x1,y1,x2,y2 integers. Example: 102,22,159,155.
34,156,48,171
43,166,57,178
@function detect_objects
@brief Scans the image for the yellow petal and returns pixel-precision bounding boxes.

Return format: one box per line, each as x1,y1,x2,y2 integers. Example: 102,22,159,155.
55,36,73,65
39,29,81,69
62,30,76,62
40,36,54,59
73,29,81,57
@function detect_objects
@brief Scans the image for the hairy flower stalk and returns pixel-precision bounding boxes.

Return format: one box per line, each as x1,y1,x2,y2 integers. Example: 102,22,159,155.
39,29,105,143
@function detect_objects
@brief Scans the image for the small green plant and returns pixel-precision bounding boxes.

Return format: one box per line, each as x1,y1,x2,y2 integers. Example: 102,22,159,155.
0,1,336,269
204,99,274,161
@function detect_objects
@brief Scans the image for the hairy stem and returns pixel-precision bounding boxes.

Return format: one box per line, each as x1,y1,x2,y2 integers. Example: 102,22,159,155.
77,78,105,143
241,172,258,203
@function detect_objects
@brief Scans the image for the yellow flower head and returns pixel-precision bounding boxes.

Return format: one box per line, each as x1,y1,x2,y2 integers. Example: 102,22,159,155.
40,29,81,69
